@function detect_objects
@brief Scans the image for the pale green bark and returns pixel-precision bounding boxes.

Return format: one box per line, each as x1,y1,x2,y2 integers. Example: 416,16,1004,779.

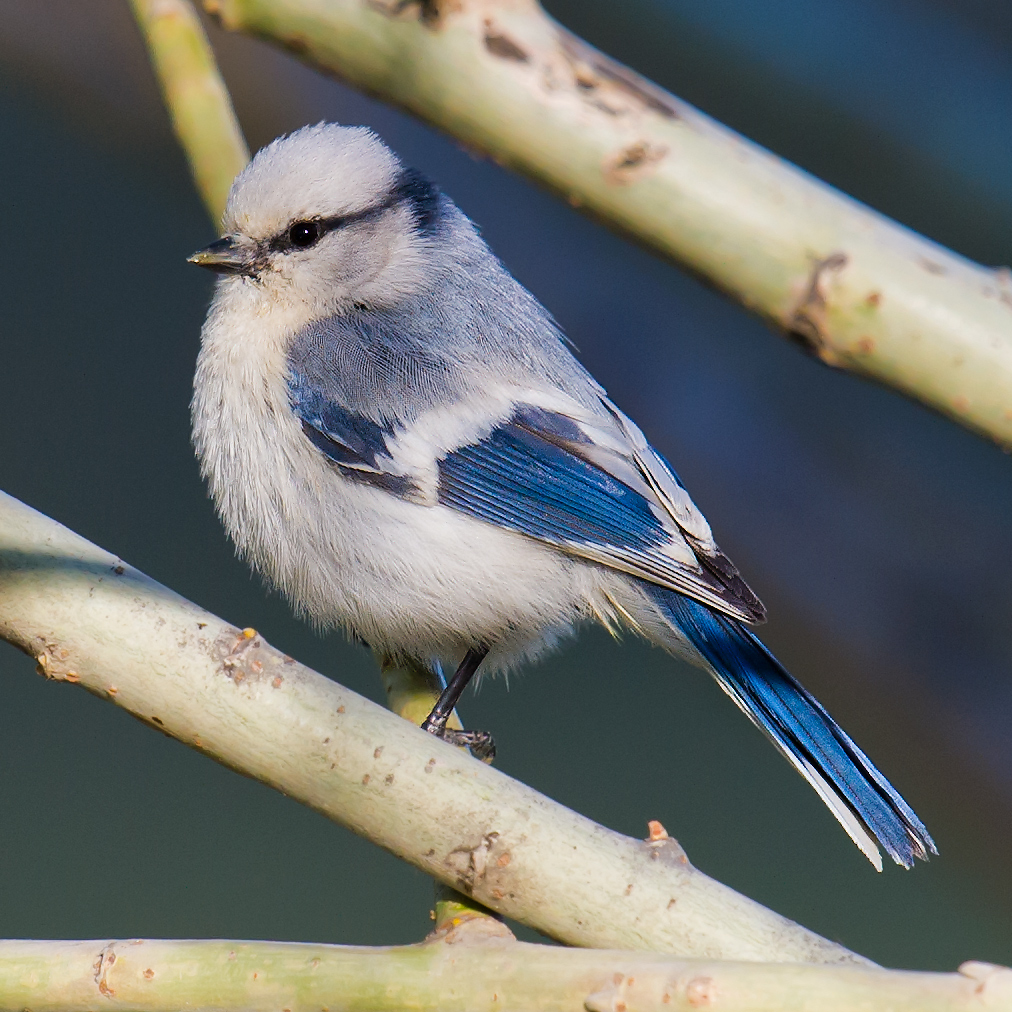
0,936,1007,1012
0,490,859,964
129,0,249,221
202,0,1012,447
5,8,1009,1002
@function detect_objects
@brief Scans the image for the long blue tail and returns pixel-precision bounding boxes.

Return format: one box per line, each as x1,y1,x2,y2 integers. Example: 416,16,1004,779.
649,587,936,869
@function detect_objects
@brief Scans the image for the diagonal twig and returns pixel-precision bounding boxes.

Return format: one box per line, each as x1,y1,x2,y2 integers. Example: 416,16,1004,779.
201,0,1012,448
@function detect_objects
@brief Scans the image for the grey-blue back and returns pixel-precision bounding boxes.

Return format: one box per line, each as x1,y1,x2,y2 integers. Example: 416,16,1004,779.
287,206,604,428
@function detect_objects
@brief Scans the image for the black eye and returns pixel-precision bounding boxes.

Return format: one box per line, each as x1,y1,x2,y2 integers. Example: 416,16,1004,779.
288,220,321,249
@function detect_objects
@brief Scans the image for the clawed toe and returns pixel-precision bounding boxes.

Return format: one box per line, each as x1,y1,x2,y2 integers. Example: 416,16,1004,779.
441,727,496,762
423,721,496,762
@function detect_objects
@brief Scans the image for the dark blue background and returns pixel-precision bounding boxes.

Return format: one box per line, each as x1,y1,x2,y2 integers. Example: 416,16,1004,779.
0,0,1008,967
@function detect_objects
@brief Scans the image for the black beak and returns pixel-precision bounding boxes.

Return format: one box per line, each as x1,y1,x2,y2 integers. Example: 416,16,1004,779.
187,236,254,275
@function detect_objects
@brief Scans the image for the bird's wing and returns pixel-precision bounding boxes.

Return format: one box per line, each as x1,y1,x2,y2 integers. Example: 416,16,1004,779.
289,373,419,498
290,367,764,623
435,398,766,623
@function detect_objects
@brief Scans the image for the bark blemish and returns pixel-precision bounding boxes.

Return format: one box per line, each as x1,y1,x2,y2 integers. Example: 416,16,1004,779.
214,627,285,685
585,988,621,1012
685,976,717,1007
369,0,451,28
94,942,117,997
603,141,668,185
994,266,1012,309
559,32,680,120
483,22,529,62
35,643,81,682
445,831,500,891
919,257,946,275
786,252,849,362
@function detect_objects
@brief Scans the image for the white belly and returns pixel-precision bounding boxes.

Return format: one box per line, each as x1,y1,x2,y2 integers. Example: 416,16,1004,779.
191,297,620,674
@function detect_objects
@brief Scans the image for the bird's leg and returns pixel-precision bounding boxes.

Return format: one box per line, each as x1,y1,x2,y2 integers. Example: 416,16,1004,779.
421,647,487,731
421,647,495,761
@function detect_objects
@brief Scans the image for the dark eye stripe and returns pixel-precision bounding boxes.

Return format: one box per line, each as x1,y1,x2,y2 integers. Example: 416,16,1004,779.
268,168,443,254
392,168,442,237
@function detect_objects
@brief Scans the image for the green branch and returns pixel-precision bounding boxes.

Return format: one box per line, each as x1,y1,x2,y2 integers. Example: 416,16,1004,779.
0,489,859,964
129,0,249,221
0,936,1007,1012
201,0,1012,446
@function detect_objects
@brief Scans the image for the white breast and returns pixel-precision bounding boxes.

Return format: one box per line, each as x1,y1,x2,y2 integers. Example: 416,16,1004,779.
191,281,626,675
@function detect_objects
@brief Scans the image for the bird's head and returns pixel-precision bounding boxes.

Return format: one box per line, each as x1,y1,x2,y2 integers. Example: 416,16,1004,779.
188,123,446,315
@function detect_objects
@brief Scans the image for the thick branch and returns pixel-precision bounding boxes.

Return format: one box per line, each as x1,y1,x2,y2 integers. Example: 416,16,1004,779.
0,937,1007,1012
202,0,1012,447
0,490,857,963
129,0,249,221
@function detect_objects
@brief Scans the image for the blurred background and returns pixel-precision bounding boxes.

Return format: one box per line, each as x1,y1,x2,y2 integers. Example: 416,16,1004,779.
0,0,1009,970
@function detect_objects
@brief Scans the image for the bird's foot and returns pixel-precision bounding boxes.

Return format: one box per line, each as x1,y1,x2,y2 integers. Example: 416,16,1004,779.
444,728,496,763
422,720,496,763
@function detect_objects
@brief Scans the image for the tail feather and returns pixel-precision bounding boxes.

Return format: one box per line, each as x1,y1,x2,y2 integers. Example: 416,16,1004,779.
649,587,936,869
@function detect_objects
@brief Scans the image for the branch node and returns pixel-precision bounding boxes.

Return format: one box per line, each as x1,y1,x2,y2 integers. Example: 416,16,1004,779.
644,821,690,866
94,942,118,998
786,252,850,362
957,961,1012,998
445,831,501,892
684,975,718,1007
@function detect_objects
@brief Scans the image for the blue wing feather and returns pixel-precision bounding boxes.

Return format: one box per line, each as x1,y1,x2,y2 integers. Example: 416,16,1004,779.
438,411,765,621
440,424,667,552
289,372,417,497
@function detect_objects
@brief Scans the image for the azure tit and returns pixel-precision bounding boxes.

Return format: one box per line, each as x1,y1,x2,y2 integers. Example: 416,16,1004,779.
189,123,935,870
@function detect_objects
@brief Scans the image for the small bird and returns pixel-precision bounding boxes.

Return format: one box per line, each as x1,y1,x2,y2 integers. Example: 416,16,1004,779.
190,123,935,870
